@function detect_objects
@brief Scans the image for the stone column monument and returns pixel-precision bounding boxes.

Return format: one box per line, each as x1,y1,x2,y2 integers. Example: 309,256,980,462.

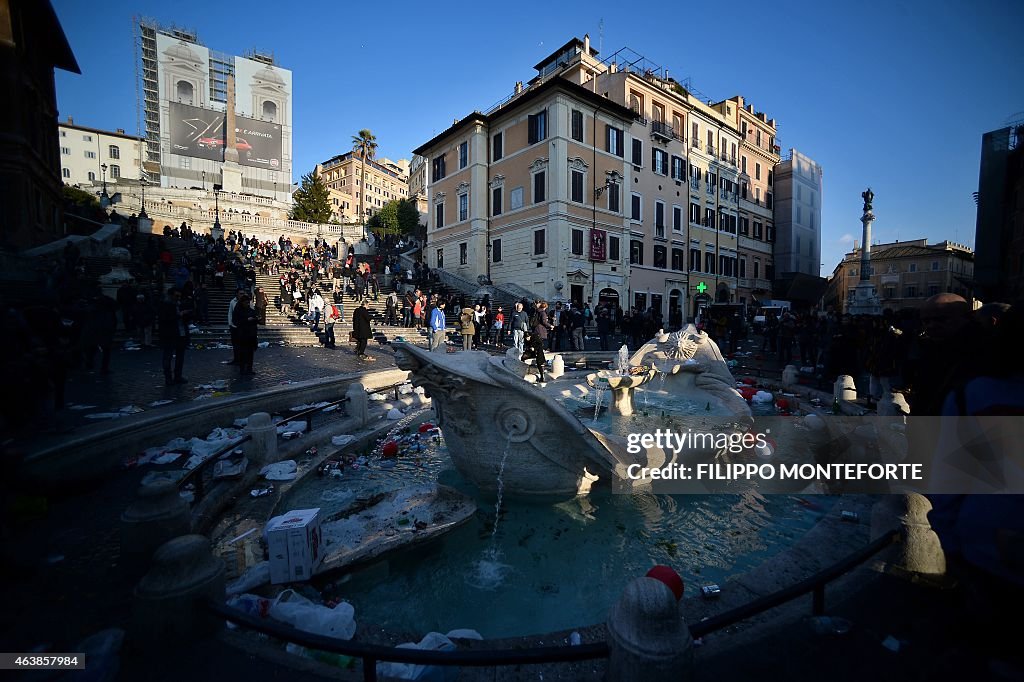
220,74,243,194
848,187,882,316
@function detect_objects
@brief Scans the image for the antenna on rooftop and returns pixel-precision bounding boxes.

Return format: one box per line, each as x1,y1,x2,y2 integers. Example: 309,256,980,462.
598,19,603,54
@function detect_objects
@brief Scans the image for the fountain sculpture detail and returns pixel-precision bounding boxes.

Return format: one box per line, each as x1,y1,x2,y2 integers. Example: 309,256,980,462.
393,326,749,498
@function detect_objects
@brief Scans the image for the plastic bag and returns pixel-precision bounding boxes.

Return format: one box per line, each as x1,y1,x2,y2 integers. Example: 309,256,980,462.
375,631,461,680
260,460,298,481
269,589,356,640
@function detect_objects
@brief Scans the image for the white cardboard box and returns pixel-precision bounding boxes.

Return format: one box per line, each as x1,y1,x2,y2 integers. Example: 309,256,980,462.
266,508,323,584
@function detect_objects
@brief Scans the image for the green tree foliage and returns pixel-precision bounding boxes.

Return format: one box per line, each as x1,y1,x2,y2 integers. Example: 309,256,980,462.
290,169,333,224
397,198,421,235
375,200,400,236
62,185,106,224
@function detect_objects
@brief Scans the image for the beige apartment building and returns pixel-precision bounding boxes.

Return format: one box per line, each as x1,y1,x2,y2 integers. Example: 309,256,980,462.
416,36,781,322
414,71,636,309
408,154,429,216
59,117,145,188
726,97,780,303
317,152,410,223
822,239,975,314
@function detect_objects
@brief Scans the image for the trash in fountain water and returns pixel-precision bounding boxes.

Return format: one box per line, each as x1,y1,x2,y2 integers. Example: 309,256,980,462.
369,393,387,401
269,589,355,639
387,408,405,420
250,485,274,498
701,584,721,599
331,434,356,447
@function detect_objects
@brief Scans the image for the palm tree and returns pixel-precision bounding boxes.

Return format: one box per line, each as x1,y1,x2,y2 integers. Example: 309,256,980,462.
352,129,378,240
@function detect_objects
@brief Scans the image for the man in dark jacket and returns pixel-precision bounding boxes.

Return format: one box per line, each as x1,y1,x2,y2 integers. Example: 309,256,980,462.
524,302,550,384
158,288,191,386
352,300,374,360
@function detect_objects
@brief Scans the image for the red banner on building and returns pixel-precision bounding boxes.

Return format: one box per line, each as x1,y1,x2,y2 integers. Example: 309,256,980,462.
590,228,607,262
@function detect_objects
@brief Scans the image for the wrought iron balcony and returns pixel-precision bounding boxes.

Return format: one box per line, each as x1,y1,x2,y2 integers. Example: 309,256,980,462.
651,120,677,141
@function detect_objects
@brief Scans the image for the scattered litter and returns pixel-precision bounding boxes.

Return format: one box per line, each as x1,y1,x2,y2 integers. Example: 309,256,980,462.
227,528,258,545
751,391,774,404
179,490,195,503
290,402,330,412
233,417,249,428
369,393,387,401
270,589,356,640
881,635,901,652
118,405,144,414
323,404,341,413
387,408,404,420
331,435,356,447
398,384,414,395
376,630,480,680
276,421,308,435
213,457,248,480
151,452,184,465
250,486,274,498
281,431,303,440
413,386,426,395
258,341,270,348
195,380,229,391
260,460,298,481
148,399,174,407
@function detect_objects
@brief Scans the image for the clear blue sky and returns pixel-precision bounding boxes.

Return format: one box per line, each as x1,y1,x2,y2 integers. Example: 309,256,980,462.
53,0,1024,274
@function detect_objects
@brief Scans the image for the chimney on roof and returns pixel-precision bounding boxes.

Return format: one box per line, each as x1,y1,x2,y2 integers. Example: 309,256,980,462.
514,81,523,95
609,62,618,74
583,33,590,54
67,116,73,124
117,128,124,134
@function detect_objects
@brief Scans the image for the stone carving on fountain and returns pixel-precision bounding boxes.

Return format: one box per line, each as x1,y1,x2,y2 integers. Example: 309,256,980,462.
631,324,752,421
394,344,666,498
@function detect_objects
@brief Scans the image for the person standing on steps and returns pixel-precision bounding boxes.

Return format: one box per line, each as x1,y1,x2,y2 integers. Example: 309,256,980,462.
511,301,529,354
352,300,374,360
459,306,475,351
233,294,258,377
429,301,447,352
324,301,341,349
159,287,191,386
385,290,398,326
225,289,245,365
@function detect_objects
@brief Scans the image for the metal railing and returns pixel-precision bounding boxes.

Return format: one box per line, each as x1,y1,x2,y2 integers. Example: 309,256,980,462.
207,528,899,680
651,121,677,140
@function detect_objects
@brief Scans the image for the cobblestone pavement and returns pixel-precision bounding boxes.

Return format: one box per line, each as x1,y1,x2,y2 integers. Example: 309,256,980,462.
49,336,420,434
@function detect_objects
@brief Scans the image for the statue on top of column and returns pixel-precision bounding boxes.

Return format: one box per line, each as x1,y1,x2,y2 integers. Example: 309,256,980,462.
862,187,874,213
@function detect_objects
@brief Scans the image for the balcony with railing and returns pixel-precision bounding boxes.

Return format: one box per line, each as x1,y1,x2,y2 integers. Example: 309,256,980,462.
690,179,700,192
651,120,677,141
706,143,717,156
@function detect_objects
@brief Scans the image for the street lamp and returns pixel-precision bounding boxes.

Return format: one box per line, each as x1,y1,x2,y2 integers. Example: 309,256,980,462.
213,183,222,232
139,175,148,219
100,163,109,207
202,170,206,192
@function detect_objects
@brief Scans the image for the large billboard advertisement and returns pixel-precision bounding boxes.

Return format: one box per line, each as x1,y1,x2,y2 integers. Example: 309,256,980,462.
235,116,282,169
168,102,225,161
234,55,292,175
